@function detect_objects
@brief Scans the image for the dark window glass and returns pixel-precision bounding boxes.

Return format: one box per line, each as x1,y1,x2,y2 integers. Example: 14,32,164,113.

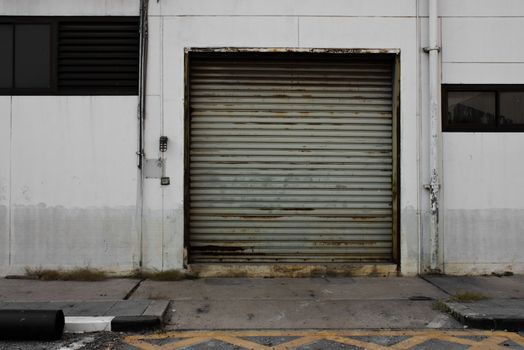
14,24,51,88
443,86,524,132
447,91,496,126
499,92,524,125
0,25,13,88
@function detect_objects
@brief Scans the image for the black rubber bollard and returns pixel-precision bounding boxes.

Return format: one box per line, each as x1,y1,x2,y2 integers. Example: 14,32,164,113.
0,310,64,340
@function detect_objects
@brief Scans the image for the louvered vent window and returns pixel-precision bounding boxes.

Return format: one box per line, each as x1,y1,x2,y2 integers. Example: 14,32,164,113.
0,17,139,95
58,19,139,93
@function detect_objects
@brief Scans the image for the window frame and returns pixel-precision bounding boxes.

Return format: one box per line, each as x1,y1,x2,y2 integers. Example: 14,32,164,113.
442,84,524,132
0,16,139,96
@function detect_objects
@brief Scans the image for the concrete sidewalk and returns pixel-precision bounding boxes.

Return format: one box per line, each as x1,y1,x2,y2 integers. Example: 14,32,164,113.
131,277,461,330
1,275,523,332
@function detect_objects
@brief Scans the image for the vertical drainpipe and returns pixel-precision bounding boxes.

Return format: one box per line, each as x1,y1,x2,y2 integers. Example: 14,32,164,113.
425,0,441,272
137,0,149,268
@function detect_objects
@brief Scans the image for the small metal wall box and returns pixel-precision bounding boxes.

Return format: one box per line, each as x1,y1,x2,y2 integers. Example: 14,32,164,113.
161,177,170,186
159,136,168,152
143,158,163,179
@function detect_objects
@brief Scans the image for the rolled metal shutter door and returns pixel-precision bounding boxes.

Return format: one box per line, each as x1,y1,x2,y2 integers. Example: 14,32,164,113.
188,53,394,263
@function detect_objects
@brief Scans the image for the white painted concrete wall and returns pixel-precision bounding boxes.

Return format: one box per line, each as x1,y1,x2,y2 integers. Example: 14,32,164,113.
0,97,11,273
0,96,139,275
0,1,141,275
2,0,524,275
440,3,524,274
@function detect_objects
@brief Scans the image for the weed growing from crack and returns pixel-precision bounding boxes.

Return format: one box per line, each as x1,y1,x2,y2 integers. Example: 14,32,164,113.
449,291,489,303
25,267,108,281
127,269,199,281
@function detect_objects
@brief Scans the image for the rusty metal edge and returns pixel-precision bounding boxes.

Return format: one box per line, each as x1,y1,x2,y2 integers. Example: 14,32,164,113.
392,53,401,266
189,263,398,278
184,47,401,55
183,49,191,267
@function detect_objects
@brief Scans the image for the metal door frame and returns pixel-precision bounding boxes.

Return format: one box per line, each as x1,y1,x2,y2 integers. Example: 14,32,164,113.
183,47,401,268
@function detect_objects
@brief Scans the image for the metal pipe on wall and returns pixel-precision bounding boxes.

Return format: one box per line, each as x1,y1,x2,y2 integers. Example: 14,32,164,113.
427,0,441,272
137,0,149,268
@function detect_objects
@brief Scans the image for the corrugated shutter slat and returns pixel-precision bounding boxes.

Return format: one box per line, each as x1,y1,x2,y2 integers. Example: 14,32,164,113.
189,55,394,263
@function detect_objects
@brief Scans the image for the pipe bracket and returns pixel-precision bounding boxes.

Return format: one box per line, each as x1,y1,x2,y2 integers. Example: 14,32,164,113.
423,46,441,53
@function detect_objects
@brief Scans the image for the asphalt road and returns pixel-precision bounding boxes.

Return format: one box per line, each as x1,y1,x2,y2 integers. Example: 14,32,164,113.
3,330,524,350
0,332,121,350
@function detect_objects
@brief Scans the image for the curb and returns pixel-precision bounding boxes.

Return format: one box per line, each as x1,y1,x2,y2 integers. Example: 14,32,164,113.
443,302,524,331
64,315,164,333
0,300,172,334
65,317,114,333
459,316,524,332
111,316,163,332
62,300,171,333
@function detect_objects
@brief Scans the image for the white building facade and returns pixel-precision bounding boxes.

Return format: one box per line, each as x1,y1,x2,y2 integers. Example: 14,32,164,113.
1,0,524,276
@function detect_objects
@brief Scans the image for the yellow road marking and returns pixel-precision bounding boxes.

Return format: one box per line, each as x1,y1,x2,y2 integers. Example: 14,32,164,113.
163,337,212,350
437,335,477,345
273,336,318,350
122,330,524,350
213,335,272,350
507,333,524,347
123,339,162,350
390,335,431,349
466,336,510,350
325,335,389,350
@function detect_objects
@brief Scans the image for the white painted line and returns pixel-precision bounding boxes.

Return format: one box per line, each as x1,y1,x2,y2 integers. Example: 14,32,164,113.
64,316,115,333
